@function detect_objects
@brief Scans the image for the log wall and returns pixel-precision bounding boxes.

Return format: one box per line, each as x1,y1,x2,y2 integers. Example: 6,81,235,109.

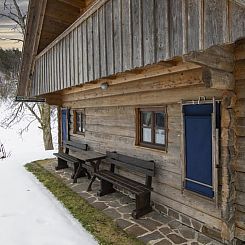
31,0,245,97
234,40,245,241
62,68,226,232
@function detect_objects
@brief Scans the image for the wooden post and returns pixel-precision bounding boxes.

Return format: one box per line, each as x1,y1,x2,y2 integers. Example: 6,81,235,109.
57,106,62,153
220,91,237,242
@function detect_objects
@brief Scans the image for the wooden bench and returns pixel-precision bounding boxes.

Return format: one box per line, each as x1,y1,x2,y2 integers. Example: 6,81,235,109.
94,151,155,219
53,140,91,183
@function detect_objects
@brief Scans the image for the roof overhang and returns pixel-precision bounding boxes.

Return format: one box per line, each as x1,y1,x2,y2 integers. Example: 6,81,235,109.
18,0,93,96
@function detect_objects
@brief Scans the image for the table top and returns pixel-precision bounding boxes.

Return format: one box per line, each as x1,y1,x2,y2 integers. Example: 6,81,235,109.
73,150,106,162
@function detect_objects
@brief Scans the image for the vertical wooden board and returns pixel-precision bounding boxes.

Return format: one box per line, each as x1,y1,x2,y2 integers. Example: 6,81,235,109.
52,47,55,92
46,52,49,93
60,40,64,90
40,56,43,95
54,44,58,91
105,0,114,76
122,0,132,71
70,32,75,87
93,12,100,80
44,53,47,94
87,16,94,82
231,2,245,42
113,0,122,73
99,5,107,78
169,0,183,57
57,43,60,91
31,68,35,96
77,25,83,84
155,0,169,61
132,0,142,68
187,0,201,52
66,35,71,88
82,21,89,83
204,0,227,48
74,28,79,86
142,0,155,65
62,38,67,88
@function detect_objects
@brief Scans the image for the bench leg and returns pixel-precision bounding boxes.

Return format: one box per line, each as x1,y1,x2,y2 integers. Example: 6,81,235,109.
55,158,68,170
132,192,152,219
97,179,115,197
73,163,87,183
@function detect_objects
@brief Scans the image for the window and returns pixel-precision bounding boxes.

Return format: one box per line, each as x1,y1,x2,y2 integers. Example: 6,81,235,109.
74,110,85,134
136,107,167,150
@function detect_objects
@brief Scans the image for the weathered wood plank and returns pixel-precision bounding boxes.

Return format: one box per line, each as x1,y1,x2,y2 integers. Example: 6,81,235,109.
59,40,64,89
74,27,79,86
99,5,107,78
121,0,132,71
113,0,122,73
62,68,202,102
50,48,55,92
62,37,67,88
204,0,228,48
105,0,114,76
169,0,183,57
82,21,88,83
237,191,245,206
63,85,222,108
235,226,245,241
131,0,143,68
142,0,155,65
87,16,94,82
237,172,245,192
187,0,201,52
92,12,100,80
155,0,169,61
66,34,71,87
231,2,245,42
70,32,75,87
77,25,83,84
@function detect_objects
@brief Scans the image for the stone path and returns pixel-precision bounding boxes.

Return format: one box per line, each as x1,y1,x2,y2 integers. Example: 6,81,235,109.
42,160,224,245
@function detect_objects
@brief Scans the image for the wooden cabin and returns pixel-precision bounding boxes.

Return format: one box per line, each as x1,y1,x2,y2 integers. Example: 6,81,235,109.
18,0,245,243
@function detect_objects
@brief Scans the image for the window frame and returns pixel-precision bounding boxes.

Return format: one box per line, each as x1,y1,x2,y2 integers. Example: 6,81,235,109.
136,106,167,151
73,109,85,135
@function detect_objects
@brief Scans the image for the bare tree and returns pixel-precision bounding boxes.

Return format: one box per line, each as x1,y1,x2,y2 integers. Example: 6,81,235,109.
0,0,55,150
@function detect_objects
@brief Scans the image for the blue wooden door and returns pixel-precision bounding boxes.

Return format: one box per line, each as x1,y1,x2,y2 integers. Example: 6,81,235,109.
183,104,215,198
61,108,69,143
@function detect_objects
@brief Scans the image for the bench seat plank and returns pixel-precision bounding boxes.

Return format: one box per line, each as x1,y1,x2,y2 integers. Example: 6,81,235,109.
53,152,80,163
95,170,150,195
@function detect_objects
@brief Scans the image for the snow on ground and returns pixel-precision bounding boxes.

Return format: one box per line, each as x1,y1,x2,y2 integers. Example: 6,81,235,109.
0,102,98,245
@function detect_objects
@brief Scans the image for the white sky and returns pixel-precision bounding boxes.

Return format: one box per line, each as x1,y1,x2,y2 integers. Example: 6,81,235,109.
0,102,98,245
0,0,29,49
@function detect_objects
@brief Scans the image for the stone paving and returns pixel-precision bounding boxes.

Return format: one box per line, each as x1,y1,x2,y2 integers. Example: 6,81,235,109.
42,159,224,245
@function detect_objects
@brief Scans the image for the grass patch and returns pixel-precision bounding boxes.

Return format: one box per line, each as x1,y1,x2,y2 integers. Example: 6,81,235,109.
25,160,144,245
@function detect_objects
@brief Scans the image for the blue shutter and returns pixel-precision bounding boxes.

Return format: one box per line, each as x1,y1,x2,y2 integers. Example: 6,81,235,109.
183,104,216,198
61,108,69,143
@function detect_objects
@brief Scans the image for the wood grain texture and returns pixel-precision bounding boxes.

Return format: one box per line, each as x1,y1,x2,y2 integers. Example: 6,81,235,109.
30,0,245,97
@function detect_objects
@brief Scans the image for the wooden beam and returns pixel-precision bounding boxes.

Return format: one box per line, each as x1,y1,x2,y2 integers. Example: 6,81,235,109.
202,68,235,90
183,46,234,72
18,0,47,96
61,62,201,95
57,0,86,9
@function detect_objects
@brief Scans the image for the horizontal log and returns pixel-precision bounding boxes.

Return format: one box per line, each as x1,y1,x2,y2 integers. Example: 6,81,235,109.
63,85,223,108
183,46,234,72
235,60,245,80
202,68,235,90
235,227,245,241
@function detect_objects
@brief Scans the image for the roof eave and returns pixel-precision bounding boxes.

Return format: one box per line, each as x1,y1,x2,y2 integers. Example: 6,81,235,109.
17,0,47,96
